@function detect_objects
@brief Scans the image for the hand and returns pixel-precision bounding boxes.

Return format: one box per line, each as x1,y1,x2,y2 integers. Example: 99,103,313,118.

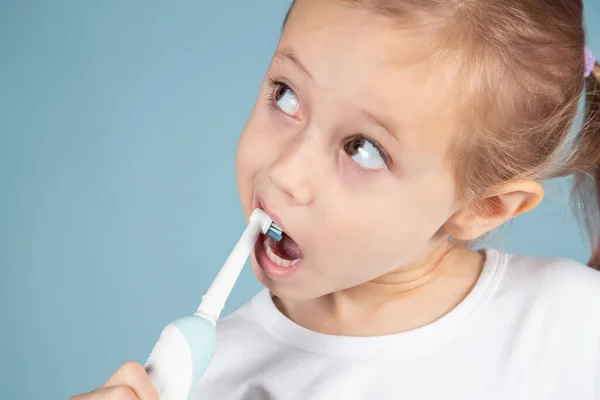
69,361,159,400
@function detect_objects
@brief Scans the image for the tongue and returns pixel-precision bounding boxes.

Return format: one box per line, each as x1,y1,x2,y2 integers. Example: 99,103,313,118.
274,233,303,260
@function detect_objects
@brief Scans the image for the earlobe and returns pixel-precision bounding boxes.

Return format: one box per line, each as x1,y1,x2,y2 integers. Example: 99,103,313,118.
444,180,544,241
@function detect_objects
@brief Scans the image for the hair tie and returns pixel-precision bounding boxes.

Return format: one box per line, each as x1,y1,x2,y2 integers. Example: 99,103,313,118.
585,46,595,78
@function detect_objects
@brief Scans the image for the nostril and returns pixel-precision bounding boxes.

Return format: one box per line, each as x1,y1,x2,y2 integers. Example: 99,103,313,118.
290,186,313,205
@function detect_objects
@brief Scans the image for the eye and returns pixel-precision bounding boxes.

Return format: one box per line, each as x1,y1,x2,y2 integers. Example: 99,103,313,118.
344,136,388,170
269,80,301,119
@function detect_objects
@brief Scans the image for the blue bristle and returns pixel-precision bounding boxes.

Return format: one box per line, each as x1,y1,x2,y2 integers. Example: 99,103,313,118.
267,224,283,242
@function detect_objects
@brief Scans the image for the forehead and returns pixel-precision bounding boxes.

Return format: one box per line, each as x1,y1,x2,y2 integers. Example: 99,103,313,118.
280,0,465,170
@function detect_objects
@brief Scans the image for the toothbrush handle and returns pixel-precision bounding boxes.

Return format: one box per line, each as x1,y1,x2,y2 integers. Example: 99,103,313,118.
196,211,264,320
145,315,216,400
144,209,271,399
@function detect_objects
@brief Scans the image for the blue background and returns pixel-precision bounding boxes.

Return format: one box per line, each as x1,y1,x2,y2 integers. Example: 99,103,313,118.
1,1,598,398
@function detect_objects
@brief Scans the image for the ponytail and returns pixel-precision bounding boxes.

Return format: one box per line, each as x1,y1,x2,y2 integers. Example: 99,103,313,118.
574,61,600,269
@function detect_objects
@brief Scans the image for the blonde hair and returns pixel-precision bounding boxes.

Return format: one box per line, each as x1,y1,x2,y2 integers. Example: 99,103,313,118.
284,0,600,269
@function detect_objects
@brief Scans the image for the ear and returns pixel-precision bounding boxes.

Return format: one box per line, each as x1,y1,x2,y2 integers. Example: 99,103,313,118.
444,180,544,241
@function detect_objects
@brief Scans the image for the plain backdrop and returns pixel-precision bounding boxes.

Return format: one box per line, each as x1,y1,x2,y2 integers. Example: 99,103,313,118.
1,1,599,399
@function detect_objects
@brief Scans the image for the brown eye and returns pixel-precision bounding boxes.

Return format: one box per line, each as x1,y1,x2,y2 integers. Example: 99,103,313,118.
271,82,300,118
343,135,388,170
275,84,288,101
345,137,366,156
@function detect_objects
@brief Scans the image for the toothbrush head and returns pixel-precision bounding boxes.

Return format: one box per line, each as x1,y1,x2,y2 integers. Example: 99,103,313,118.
250,208,284,242
266,223,283,242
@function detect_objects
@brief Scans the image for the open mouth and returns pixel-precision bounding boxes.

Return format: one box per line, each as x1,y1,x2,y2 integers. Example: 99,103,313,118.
255,228,305,280
253,199,305,279
263,231,304,267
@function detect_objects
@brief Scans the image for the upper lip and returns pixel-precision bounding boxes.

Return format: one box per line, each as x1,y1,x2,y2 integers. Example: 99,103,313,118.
256,197,288,236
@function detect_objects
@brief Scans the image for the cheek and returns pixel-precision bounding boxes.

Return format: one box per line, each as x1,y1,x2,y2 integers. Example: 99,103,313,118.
310,173,456,284
236,114,271,212
235,105,290,213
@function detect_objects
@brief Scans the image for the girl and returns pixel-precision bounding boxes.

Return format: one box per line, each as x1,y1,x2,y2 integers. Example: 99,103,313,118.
72,0,600,399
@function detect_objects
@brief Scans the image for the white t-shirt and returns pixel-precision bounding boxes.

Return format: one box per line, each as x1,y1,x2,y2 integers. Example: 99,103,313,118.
192,249,600,399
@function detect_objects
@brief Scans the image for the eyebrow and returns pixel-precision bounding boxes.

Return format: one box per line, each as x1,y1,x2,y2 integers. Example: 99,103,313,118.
273,48,399,141
273,48,313,80
363,110,399,142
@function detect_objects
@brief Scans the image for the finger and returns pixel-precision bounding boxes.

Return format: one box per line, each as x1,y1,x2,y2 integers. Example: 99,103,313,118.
103,361,159,400
70,385,140,400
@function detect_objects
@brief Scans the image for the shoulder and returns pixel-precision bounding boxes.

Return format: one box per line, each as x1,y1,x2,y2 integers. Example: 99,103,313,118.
487,251,600,390
494,250,600,314
501,251,600,292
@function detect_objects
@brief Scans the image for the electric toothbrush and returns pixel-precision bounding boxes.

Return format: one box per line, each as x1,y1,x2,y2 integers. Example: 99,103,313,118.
144,208,282,400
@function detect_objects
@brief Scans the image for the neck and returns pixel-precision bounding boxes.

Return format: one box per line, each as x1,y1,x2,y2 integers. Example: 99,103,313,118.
273,243,485,336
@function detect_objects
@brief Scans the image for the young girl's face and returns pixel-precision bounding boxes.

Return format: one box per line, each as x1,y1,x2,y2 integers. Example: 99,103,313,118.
236,0,464,301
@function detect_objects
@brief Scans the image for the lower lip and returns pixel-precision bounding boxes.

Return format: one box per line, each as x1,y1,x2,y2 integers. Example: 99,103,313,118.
254,233,304,281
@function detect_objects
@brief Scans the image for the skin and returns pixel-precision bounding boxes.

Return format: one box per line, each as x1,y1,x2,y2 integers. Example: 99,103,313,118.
237,0,542,336
69,362,158,400
71,0,544,398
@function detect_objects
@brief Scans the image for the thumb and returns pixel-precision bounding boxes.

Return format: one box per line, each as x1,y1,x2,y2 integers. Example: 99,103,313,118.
102,361,159,400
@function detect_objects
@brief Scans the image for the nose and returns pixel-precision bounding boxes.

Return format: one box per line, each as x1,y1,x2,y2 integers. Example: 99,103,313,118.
268,136,316,205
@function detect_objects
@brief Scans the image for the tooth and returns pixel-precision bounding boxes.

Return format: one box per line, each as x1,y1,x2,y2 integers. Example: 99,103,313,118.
264,237,295,268
278,257,292,267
